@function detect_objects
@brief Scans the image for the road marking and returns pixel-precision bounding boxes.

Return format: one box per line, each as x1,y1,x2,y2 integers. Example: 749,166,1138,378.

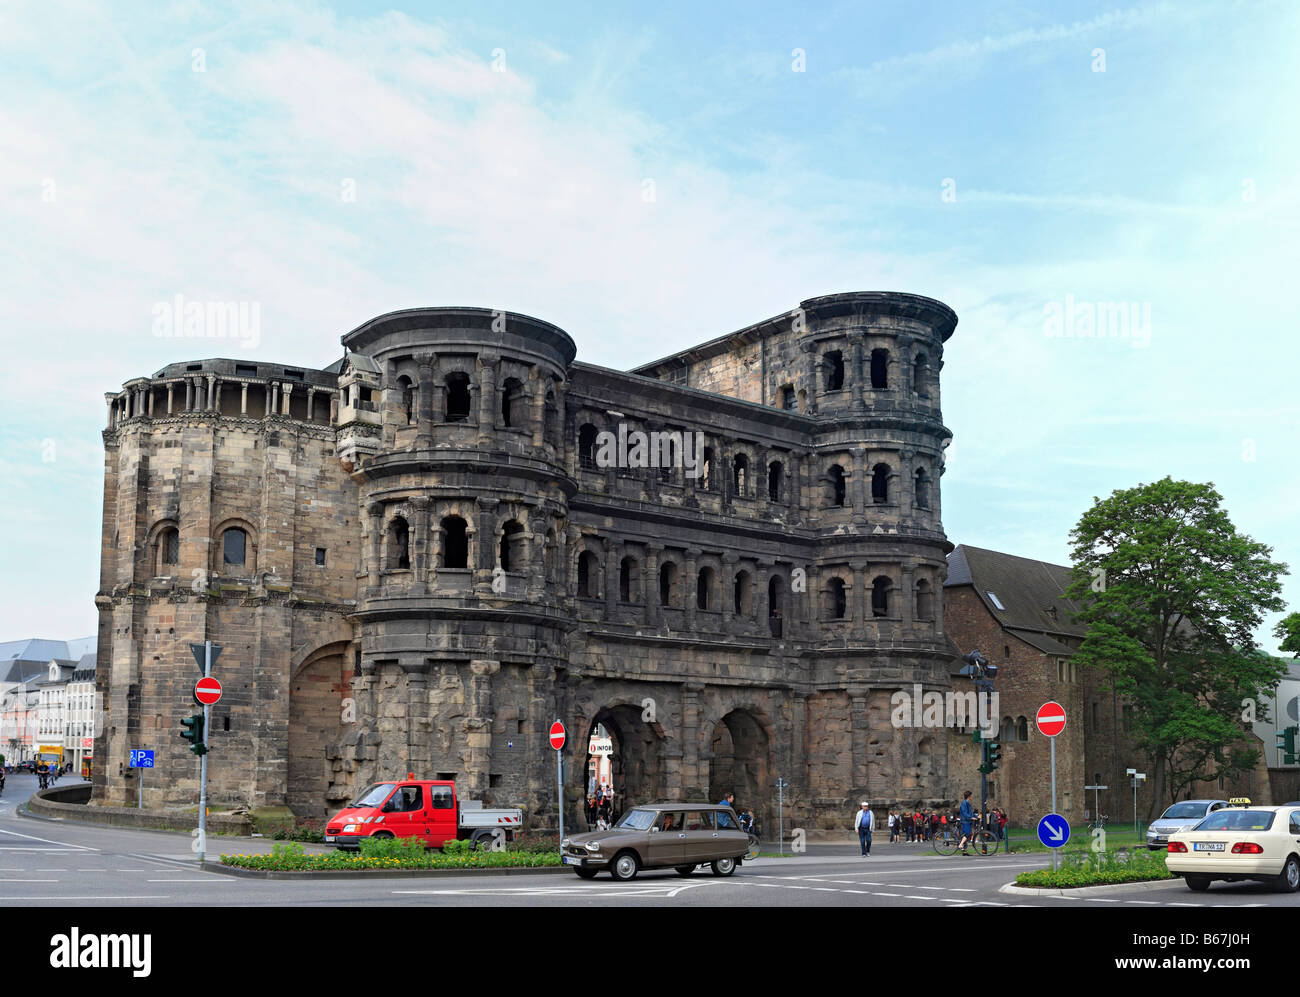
0,895,172,901
146,879,230,883
0,879,58,882
0,827,97,851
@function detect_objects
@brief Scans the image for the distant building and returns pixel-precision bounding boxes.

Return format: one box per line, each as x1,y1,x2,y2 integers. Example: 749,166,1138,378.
0,638,96,765
944,544,1272,824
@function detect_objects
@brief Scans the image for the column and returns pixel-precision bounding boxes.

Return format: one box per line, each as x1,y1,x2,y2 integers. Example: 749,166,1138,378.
147,387,155,417
409,496,431,596
184,379,193,412
645,544,661,626
281,382,293,416
307,387,315,423
530,374,546,447
416,354,435,447
476,352,499,440
214,380,223,414
901,563,915,628
404,659,430,773
240,383,248,416
366,501,383,595
166,384,174,415
329,391,339,424
681,682,705,796
206,374,216,411
852,337,865,408
475,497,498,593
602,538,617,619
721,552,737,630
853,450,867,518
684,548,699,630
851,560,866,635
849,686,869,790
465,660,501,799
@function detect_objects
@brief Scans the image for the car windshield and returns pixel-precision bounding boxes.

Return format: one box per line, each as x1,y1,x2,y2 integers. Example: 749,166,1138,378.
1192,811,1274,832
1161,803,1210,820
614,809,657,831
349,783,396,809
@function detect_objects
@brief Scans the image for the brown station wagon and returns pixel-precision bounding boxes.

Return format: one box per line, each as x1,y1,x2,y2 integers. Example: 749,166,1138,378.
562,802,753,881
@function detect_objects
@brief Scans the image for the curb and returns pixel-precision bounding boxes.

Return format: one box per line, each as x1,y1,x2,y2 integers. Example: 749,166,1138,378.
999,877,1183,897
203,861,569,880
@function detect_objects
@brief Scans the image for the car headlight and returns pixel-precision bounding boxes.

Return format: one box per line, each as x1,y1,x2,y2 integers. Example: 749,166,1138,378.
586,842,602,852
343,824,358,833
561,838,570,848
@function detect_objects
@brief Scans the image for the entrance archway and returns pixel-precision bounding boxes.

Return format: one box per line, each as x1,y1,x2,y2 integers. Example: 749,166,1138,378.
288,645,351,818
583,705,666,828
709,709,771,833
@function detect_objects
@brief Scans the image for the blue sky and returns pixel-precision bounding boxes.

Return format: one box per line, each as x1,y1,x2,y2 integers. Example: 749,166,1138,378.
2,0,1297,647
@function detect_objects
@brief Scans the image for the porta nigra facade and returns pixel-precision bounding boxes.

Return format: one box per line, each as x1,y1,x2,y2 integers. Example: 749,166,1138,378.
93,291,961,831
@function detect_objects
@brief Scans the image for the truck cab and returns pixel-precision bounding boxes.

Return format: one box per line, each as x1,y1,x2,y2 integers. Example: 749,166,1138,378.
324,778,522,850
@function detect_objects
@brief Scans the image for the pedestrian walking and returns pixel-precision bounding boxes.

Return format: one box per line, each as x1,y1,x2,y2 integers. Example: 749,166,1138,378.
854,801,875,856
958,790,976,855
887,810,896,843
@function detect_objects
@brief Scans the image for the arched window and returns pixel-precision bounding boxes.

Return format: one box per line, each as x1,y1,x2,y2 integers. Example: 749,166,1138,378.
701,448,716,491
619,556,640,602
767,575,784,637
500,377,525,428
441,516,468,568
870,349,889,389
768,460,783,503
914,468,930,510
828,464,846,507
826,577,847,619
824,350,845,391
397,375,415,425
697,566,716,610
734,570,753,616
578,423,599,469
732,454,749,496
499,520,524,572
1001,716,1016,742
915,578,933,620
871,575,892,617
913,353,929,398
659,561,679,607
156,526,179,571
577,550,600,598
1017,716,1029,741
872,463,890,504
387,517,410,570
445,372,471,422
222,527,247,567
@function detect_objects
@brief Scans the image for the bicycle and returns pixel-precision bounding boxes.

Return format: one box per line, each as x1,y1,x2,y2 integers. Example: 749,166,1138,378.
1086,814,1110,832
744,833,760,861
933,824,998,856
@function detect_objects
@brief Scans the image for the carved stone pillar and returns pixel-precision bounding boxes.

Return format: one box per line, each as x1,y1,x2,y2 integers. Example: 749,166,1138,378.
166,384,174,416
476,352,499,442
851,560,866,635
530,373,546,448
684,548,699,630
853,450,867,518
465,659,501,799
403,659,430,773
366,501,383,595
721,552,737,630
206,374,216,411
603,538,617,619
416,354,435,447
681,682,705,796
409,496,431,596
240,383,248,415
474,497,498,593
645,544,661,626
281,382,293,416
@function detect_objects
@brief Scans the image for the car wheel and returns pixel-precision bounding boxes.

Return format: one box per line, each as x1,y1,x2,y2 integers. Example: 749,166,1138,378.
675,864,696,876
711,856,736,877
371,831,394,840
610,851,639,882
574,868,599,880
1184,875,1210,892
1275,854,1300,893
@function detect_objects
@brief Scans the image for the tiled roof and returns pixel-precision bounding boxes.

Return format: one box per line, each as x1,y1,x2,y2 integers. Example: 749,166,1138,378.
945,544,1088,650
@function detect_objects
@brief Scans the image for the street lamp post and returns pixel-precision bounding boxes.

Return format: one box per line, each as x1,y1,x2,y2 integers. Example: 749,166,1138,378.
960,650,998,830
1127,768,1146,836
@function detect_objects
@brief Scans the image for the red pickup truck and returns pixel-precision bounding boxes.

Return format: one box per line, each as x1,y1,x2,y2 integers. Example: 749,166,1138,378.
324,778,524,850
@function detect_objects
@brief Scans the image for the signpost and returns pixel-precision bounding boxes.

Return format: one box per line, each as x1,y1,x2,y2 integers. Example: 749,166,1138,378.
550,720,566,844
188,641,221,863
1037,701,1066,869
193,677,223,706
129,749,155,810
1127,768,1146,836
1037,813,1070,849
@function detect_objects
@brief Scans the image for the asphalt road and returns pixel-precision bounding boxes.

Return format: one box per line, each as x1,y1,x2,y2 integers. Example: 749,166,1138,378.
2,775,1297,908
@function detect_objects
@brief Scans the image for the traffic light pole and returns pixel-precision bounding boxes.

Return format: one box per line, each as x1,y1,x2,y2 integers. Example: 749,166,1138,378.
198,640,211,864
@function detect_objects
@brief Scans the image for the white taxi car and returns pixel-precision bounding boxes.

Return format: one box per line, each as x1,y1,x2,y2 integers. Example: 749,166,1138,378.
1165,801,1300,892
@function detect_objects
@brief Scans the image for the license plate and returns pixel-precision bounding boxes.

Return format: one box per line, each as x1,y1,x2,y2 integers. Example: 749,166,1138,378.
1194,842,1225,851
563,856,581,866
324,835,335,842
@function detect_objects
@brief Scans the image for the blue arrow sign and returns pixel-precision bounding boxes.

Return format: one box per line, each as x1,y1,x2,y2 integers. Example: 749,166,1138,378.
129,749,155,769
1037,813,1070,848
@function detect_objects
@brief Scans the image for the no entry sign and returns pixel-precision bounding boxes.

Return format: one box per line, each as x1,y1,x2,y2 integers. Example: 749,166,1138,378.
1036,701,1066,738
194,676,223,706
549,720,566,751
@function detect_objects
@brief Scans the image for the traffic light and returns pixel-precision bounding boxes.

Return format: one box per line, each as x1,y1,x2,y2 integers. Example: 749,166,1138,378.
1278,726,1298,765
971,727,983,745
986,738,1002,772
180,713,207,756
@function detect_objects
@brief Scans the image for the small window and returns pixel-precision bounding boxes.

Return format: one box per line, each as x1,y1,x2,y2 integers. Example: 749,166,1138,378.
768,460,783,503
222,528,247,566
445,372,472,421
872,576,892,617
872,464,889,504
315,547,326,566
870,349,889,389
442,516,469,569
824,351,845,391
781,385,797,410
159,528,179,566
827,577,847,619
578,424,600,469
236,364,258,377
987,591,1006,611
828,464,847,507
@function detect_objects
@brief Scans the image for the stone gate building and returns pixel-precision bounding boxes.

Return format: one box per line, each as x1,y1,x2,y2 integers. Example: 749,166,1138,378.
93,291,961,830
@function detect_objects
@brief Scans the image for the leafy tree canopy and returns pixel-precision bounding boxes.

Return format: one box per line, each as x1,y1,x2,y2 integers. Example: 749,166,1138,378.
1065,477,1288,809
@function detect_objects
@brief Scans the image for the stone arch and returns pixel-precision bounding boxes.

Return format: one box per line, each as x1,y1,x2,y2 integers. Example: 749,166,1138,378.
582,702,669,817
146,518,180,576
704,704,775,832
288,639,353,819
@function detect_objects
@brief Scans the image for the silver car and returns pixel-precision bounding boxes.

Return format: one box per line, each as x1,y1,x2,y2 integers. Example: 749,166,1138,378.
1147,799,1228,849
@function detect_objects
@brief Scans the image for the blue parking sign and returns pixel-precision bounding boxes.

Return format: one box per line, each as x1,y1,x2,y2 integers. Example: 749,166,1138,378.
129,749,154,768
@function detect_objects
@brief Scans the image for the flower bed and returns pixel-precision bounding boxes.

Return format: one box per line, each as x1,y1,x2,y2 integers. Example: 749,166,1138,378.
1014,847,1174,888
220,835,561,872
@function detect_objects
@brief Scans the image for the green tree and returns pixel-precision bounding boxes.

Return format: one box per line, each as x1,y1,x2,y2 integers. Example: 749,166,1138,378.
1273,611,1300,657
1066,477,1288,812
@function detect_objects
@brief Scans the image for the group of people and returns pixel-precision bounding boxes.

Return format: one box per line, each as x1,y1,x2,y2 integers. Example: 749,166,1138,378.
586,787,616,829
852,792,1009,857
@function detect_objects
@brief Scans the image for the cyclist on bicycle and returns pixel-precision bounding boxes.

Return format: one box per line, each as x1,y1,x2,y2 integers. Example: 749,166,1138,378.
958,790,976,855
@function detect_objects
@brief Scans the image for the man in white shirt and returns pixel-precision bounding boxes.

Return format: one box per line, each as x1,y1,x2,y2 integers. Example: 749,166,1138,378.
854,801,875,856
